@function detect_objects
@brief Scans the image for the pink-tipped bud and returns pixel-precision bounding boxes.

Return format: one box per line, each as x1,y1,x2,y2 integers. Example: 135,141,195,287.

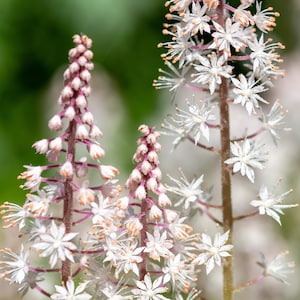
141,160,152,175
71,77,81,90
78,56,87,66
89,143,105,159
68,48,77,58
89,125,103,138
64,106,76,120
48,115,62,131
84,50,93,60
77,184,95,205
82,111,94,125
129,169,142,183
116,196,129,210
138,124,150,136
147,151,159,164
149,205,162,221
76,124,89,140
158,193,172,207
135,185,147,200
146,133,158,144
99,165,119,181
69,62,80,74
81,86,91,97
164,209,178,223
147,177,158,192
49,137,63,151
60,161,73,179
76,95,87,109
32,139,48,154
80,70,91,82
76,44,86,54
153,142,161,152
63,69,71,80
152,167,162,180
136,143,148,156
61,86,74,99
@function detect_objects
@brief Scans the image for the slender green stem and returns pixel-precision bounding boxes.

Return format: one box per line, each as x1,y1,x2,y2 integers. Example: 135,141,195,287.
216,1,234,300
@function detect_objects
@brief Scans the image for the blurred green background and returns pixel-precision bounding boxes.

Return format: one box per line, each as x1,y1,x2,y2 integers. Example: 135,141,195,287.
0,0,299,299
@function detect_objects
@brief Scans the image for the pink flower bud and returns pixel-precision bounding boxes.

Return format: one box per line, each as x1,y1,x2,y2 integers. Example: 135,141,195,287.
71,77,81,90
141,160,152,175
99,165,119,181
135,185,146,200
158,193,172,207
60,161,73,179
78,56,87,66
164,209,178,223
61,86,74,99
147,151,159,164
49,137,63,151
116,196,129,210
82,111,94,125
32,139,48,154
48,115,62,131
146,177,158,192
76,95,87,109
64,106,76,120
146,133,157,144
84,50,93,60
77,183,95,205
80,70,91,82
89,144,105,159
68,48,77,58
149,205,162,221
89,125,103,138
136,143,148,155
129,169,142,183
76,44,86,54
152,167,162,180
138,124,150,136
69,62,80,74
76,124,89,140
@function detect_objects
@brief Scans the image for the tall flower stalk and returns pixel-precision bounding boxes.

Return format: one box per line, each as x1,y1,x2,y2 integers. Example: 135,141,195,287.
155,0,297,299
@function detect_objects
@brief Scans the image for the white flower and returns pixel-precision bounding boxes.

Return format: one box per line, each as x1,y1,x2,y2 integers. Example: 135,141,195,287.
250,185,296,225
18,165,44,191
182,2,211,35
231,74,268,115
192,52,233,94
132,274,169,300
193,231,233,274
167,170,203,210
0,202,29,230
176,100,216,143
210,19,246,57
51,279,92,300
257,251,295,284
253,1,278,32
225,139,267,183
0,245,29,284
260,100,291,144
32,221,77,268
144,228,173,261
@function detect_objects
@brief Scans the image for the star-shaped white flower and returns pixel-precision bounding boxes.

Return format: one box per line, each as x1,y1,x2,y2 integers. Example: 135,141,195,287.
225,139,267,183
250,185,297,225
51,279,92,300
193,231,233,274
32,221,77,268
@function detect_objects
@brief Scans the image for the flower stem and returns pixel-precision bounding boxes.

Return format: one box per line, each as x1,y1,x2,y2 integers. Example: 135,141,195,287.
61,119,77,284
217,2,233,300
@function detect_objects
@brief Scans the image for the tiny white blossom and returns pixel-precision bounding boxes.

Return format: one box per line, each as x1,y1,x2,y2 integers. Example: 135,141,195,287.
192,52,233,94
51,279,92,300
132,274,169,300
0,245,29,284
225,139,267,183
167,170,203,210
257,251,295,284
144,228,173,261
0,202,29,230
193,231,233,274
18,165,44,191
231,74,268,115
250,185,296,225
32,221,77,268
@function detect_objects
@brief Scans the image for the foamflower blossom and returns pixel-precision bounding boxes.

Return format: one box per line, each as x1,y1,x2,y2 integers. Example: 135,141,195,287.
257,251,295,284
132,274,169,300
0,245,29,284
225,139,267,183
250,185,297,225
193,231,233,274
32,221,78,268
51,279,92,300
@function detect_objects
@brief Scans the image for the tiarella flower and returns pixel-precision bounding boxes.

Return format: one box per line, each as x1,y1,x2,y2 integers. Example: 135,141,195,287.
210,18,246,57
168,217,192,240
192,52,233,94
231,74,268,115
193,231,233,274
166,0,192,13
162,253,196,291
175,100,216,143
60,161,74,179
51,279,92,300
260,100,291,144
144,228,173,261
253,1,279,32
167,170,204,210
160,116,187,150
77,181,95,205
24,188,52,216
250,185,296,225
132,274,169,300
0,245,29,284
257,251,295,284
225,139,267,183
32,221,78,268
32,139,49,154
174,288,202,300
18,165,44,191
182,2,211,35
0,202,29,230
99,165,120,181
